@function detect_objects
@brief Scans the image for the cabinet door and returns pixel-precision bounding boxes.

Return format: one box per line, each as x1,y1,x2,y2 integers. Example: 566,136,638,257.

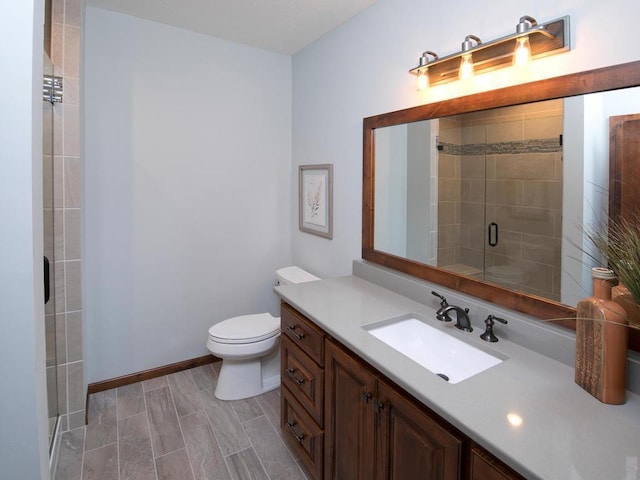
468,446,525,480
325,340,377,480
377,380,462,480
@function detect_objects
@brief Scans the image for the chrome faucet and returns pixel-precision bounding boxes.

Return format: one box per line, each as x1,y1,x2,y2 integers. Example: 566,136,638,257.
431,291,473,332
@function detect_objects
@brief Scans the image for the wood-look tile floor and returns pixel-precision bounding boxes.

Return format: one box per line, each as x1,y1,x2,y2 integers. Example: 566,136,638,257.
54,362,309,480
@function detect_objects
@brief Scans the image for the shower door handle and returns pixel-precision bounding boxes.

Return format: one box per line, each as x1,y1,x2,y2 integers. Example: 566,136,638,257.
44,256,50,304
488,223,499,247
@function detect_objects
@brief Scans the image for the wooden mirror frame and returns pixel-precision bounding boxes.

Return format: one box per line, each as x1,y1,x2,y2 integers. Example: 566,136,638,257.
363,60,640,345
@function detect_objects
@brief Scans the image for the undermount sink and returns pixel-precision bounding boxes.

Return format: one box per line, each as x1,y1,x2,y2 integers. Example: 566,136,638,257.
364,314,504,384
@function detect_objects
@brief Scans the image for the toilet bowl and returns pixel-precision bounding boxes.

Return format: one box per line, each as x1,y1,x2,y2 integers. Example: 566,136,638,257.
206,266,320,400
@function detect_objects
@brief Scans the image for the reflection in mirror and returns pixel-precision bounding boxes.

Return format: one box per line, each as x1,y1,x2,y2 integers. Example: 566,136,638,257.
375,100,564,303
366,63,640,331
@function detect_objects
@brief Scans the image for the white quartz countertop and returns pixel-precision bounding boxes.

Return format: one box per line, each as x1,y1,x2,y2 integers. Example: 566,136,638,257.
275,275,640,480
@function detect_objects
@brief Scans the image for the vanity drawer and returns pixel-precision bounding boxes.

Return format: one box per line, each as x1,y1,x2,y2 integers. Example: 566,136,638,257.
281,334,324,426
282,385,324,480
281,302,325,366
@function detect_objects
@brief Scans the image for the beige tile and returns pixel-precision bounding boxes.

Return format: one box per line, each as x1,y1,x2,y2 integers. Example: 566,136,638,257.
68,361,84,413
486,119,523,143
52,0,64,24
225,448,269,480
145,386,185,457
43,154,54,208
85,389,117,451
57,364,68,415
495,153,556,181
438,201,459,225
438,154,459,179
58,413,68,432
63,25,80,78
167,371,202,417
55,427,85,480
460,155,485,179
180,410,231,480
155,449,194,480
230,397,263,423
65,0,82,27
522,234,561,265
63,104,80,157
460,178,484,203
523,114,563,140
51,22,64,71
64,76,80,106
117,383,146,420
118,412,156,480
83,443,118,480
54,155,64,207
460,202,485,227
64,209,82,260
486,180,523,206
438,224,461,247
438,178,461,202
65,260,82,311
66,311,82,362
54,208,64,260
64,157,82,209
522,180,562,209
56,312,67,364
56,267,70,320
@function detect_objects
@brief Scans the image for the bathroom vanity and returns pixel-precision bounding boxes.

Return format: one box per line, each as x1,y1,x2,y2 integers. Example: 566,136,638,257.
275,273,640,480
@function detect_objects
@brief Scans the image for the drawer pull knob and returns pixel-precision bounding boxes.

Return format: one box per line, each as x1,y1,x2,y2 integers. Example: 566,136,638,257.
287,325,305,340
286,421,306,443
286,368,305,385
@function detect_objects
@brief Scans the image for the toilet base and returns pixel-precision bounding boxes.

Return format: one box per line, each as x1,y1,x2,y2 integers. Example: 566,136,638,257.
214,348,280,401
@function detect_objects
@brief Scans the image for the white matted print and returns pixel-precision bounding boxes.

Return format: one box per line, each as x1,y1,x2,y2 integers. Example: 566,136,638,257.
299,164,333,239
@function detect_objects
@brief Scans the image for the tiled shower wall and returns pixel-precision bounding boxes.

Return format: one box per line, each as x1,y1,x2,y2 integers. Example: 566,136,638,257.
437,100,564,301
51,0,85,431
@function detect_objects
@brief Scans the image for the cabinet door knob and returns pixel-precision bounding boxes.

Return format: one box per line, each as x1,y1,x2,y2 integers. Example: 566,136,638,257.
287,325,305,340
374,401,385,413
361,391,373,403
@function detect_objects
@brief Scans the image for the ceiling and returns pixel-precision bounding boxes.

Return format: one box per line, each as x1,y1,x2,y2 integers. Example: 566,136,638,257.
87,0,377,55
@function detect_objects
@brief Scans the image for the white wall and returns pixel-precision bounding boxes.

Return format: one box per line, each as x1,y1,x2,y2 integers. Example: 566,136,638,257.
291,0,640,278
0,0,50,478
84,8,292,382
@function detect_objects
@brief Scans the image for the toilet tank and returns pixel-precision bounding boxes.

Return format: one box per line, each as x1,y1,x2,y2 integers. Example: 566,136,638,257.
276,266,320,285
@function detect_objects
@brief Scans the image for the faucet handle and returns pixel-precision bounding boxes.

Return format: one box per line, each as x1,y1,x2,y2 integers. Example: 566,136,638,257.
431,291,449,307
480,315,508,342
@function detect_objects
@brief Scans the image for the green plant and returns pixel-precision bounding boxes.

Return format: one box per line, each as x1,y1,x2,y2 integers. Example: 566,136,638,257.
585,215,640,306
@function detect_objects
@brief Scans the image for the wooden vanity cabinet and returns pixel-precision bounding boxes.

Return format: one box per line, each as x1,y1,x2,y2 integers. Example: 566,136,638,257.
468,445,526,480
280,302,524,480
325,339,462,480
280,303,326,479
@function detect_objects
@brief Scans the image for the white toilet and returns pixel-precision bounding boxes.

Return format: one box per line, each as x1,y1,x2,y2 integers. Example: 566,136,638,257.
206,266,320,400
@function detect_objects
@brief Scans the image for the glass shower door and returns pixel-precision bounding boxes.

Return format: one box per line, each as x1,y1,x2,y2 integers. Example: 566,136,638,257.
43,49,59,453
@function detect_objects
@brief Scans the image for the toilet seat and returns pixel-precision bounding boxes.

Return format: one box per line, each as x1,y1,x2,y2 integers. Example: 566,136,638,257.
208,313,280,344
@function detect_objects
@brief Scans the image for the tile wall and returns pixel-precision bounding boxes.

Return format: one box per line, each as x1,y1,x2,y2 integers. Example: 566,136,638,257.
437,99,564,301
51,0,85,432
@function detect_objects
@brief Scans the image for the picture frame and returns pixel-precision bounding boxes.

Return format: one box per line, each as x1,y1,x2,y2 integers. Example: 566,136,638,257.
299,164,333,239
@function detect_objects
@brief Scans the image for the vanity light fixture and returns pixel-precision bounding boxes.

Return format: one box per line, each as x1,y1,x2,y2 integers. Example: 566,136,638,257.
459,35,481,80
410,15,570,87
416,51,438,90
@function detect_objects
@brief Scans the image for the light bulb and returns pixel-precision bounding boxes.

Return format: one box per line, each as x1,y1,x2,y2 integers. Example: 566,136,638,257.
459,53,474,80
513,36,531,67
417,70,429,91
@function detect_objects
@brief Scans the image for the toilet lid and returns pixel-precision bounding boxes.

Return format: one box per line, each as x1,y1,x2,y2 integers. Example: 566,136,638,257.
208,313,280,344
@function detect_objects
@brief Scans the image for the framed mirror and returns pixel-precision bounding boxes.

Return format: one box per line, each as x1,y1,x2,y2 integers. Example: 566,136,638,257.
363,61,640,348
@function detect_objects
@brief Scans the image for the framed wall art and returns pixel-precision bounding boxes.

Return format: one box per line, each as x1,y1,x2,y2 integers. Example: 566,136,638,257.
299,164,333,239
